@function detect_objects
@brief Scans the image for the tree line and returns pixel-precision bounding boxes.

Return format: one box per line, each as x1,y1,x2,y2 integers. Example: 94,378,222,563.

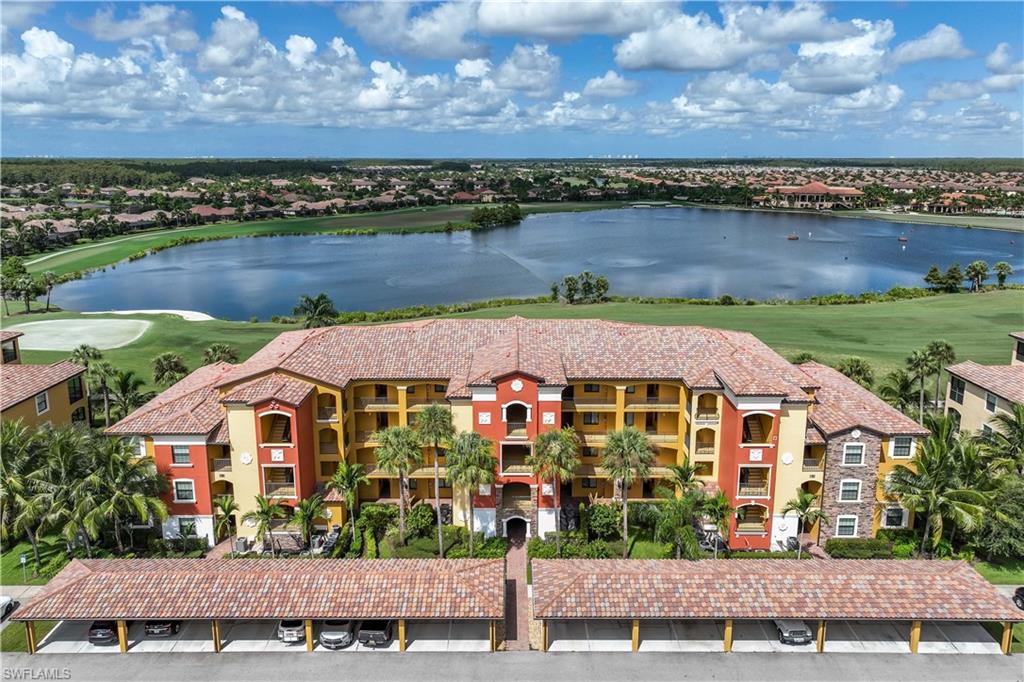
924,260,1014,293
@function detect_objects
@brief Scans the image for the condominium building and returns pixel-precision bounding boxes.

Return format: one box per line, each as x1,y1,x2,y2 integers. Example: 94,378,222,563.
108,319,924,550
944,332,1024,435
1,330,89,429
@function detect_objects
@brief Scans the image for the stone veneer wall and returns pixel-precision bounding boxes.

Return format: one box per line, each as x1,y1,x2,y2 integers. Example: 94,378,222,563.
495,484,539,537
819,430,882,542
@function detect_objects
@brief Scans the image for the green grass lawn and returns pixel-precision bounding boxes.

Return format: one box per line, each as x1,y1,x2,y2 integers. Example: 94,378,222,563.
974,558,1024,585
0,620,57,653
627,538,672,559
24,201,631,276
9,290,1021,394
982,622,1024,654
1,536,65,586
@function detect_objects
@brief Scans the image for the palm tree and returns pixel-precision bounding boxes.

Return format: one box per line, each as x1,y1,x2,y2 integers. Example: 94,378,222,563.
602,427,655,557
69,344,102,369
241,496,287,557
665,458,704,495
83,438,169,554
925,341,955,411
906,349,932,421
152,352,189,386
528,426,581,557
87,360,116,427
979,403,1024,475
327,462,370,548
780,488,829,558
32,426,93,557
885,426,988,556
292,494,325,549
293,293,338,329
202,343,239,365
701,490,735,559
878,369,918,415
653,491,703,560
833,356,874,389
372,426,423,545
0,420,40,549
109,369,154,418
964,260,989,291
993,261,1013,288
39,271,58,312
414,404,455,557
446,431,496,558
213,495,240,543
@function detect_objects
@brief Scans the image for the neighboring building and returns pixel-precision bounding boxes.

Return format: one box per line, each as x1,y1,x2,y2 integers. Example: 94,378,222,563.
799,362,929,543
1,350,89,429
945,332,1024,435
756,181,864,210
108,319,923,551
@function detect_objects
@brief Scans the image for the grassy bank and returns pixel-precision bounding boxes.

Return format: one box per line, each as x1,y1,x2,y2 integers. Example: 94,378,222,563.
0,620,57,653
10,290,1021,392
23,201,631,276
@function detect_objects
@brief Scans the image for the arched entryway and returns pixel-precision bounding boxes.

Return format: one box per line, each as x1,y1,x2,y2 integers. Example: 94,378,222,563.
505,517,527,544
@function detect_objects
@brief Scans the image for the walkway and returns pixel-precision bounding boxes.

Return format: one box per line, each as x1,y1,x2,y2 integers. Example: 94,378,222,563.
205,538,234,559
504,521,530,651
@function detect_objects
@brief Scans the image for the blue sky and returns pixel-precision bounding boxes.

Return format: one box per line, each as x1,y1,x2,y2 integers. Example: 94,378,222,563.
2,1,1022,157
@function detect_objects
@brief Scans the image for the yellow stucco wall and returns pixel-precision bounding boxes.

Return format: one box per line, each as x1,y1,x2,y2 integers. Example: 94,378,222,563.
1,377,88,430
872,435,917,534
771,404,811,517
225,404,261,538
946,379,1014,434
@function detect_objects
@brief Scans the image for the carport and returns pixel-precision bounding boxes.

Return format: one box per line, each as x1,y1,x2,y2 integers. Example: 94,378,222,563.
15,558,504,654
532,559,1021,655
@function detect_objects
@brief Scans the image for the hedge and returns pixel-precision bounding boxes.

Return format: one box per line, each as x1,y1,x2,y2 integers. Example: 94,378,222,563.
824,537,893,559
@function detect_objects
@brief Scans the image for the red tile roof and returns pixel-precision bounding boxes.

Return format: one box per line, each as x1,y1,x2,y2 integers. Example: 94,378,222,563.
1,361,84,412
1,330,23,342
15,558,504,621
532,559,1023,622
769,181,864,196
216,319,818,402
800,362,928,437
220,372,314,406
106,362,234,437
946,360,1024,404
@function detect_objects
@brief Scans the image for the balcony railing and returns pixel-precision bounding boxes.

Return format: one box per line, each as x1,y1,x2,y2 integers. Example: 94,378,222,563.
212,458,232,473
502,456,531,475
802,458,824,471
357,397,399,409
736,520,767,534
356,431,380,444
567,397,616,408
265,482,296,497
319,442,339,455
645,432,679,443
694,410,720,423
738,485,769,497
693,443,715,456
317,407,338,421
626,398,681,409
506,422,528,439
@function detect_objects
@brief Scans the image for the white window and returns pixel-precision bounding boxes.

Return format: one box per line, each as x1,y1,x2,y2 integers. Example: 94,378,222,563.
34,391,49,415
982,424,994,436
985,392,997,414
835,516,858,537
178,517,197,536
583,412,599,425
842,443,864,466
839,479,862,502
890,436,913,459
171,445,191,465
173,479,196,502
882,507,908,529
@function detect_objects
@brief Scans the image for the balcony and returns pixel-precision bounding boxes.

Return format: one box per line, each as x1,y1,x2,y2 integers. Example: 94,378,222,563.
355,431,380,445
645,431,679,443
501,445,532,476
316,406,338,422
737,484,769,497
802,457,824,472
581,432,608,445
319,441,339,455
506,422,528,439
356,397,399,410
626,397,681,411
564,397,616,410
694,410,720,423
212,458,232,480
736,519,768,534
502,498,534,513
265,481,296,497
407,398,449,411
693,442,715,456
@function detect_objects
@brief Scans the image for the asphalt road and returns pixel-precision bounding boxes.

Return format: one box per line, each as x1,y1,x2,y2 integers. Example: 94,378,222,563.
2,652,1021,682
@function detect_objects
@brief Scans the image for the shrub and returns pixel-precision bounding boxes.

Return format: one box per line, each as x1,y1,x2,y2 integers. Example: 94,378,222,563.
582,539,612,558
824,538,893,559
407,504,437,539
448,536,507,559
40,553,70,580
346,527,364,558
586,503,622,541
363,529,378,558
724,551,807,559
876,528,920,546
359,504,399,539
528,536,558,560
892,542,916,559
332,523,352,558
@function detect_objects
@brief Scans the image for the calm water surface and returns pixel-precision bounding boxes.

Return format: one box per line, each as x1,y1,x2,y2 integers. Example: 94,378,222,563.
53,208,1024,319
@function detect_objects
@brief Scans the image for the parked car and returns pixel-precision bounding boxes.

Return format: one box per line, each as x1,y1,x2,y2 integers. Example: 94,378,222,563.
1013,587,1024,611
0,596,16,620
87,620,119,645
319,620,357,649
773,619,813,645
277,619,306,644
144,620,181,637
357,620,393,647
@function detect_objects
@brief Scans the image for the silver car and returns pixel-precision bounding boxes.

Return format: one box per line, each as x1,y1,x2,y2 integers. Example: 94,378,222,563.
276,619,305,644
773,619,813,645
319,620,357,649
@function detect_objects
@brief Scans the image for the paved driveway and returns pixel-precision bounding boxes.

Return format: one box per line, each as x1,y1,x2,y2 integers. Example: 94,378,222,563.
732,620,815,653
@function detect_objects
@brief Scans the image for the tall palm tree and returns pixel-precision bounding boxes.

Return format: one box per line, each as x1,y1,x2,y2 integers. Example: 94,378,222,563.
833,356,874,389
665,458,704,495
327,461,370,549
925,341,956,411
293,293,338,329
781,488,829,558
993,261,1013,288
69,344,102,369
241,496,287,557
414,403,455,557
906,349,932,421
39,271,58,312
152,352,189,386
0,420,40,547
527,426,581,556
213,495,240,543
878,369,918,416
372,426,423,545
292,494,325,550
701,490,735,559
87,360,117,427
83,438,169,554
979,403,1024,475
32,426,94,557
602,427,655,557
202,343,239,365
446,431,497,558
109,369,155,418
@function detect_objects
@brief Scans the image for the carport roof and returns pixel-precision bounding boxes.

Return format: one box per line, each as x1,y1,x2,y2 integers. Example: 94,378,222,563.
15,558,504,621
532,559,1023,623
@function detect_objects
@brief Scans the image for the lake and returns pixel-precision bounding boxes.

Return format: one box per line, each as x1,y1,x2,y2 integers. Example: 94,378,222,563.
52,207,1024,319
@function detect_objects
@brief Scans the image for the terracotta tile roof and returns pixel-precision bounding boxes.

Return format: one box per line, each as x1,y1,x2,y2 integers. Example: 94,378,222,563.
1010,331,1024,343
805,425,826,445
106,362,234,438
800,362,928,437
532,559,1023,622
220,372,315,406
15,558,504,621
1,330,23,342
946,360,1024,404
0,361,84,412
217,319,817,402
